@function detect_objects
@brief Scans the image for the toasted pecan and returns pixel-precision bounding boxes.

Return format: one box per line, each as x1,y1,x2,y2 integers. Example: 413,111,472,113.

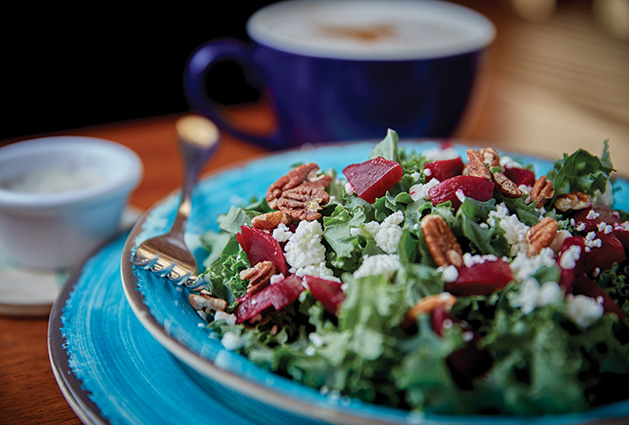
529,176,554,208
275,185,330,221
463,149,492,180
554,192,592,212
251,211,294,230
421,214,463,267
240,260,277,295
527,217,559,257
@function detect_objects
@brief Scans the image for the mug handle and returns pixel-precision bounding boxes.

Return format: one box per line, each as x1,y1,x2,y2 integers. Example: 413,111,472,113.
183,40,283,149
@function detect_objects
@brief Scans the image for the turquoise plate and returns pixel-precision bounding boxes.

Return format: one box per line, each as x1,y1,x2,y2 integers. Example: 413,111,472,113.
121,141,629,425
48,231,261,425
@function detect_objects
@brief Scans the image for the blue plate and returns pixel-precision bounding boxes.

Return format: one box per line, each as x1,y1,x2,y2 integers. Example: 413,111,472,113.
48,231,260,425
121,141,629,425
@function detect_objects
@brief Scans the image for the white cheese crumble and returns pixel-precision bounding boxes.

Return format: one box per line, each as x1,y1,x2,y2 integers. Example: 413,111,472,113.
353,211,404,254
214,310,237,326
221,331,244,351
488,203,530,256
499,155,522,169
510,247,556,281
566,294,604,329
462,253,499,268
423,146,459,161
344,182,355,195
284,220,335,278
512,279,562,314
440,265,459,282
559,244,582,270
409,178,440,201
273,223,293,243
353,254,400,279
586,209,601,220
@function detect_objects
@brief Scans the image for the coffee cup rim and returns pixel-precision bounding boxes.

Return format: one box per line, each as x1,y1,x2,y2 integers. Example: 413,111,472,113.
247,0,496,61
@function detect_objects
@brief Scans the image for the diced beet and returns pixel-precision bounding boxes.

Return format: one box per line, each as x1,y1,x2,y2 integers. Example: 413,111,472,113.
236,225,289,275
572,274,625,320
428,175,495,209
503,167,536,187
431,305,493,389
573,206,623,233
583,232,626,273
305,275,345,315
424,157,464,182
557,236,586,291
615,229,629,252
234,275,304,324
445,259,513,296
343,156,403,203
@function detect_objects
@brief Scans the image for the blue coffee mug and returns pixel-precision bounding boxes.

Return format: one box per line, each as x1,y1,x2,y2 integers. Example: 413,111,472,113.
184,0,495,150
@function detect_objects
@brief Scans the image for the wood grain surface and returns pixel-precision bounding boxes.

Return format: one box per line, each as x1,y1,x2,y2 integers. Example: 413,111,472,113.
1,1,627,423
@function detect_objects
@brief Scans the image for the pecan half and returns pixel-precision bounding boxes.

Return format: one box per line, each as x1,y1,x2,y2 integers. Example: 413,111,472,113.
421,214,463,267
407,293,457,319
251,211,294,230
527,217,559,257
463,149,492,180
529,176,554,208
275,185,330,221
266,163,330,209
554,192,592,212
493,171,524,198
189,291,227,313
240,260,277,295
479,147,501,169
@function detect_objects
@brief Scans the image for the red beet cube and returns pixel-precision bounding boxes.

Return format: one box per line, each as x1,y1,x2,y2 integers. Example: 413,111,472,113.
503,167,536,187
445,258,513,296
343,156,403,203
428,175,495,209
235,275,304,323
573,206,622,233
305,275,345,315
236,225,289,275
424,157,464,182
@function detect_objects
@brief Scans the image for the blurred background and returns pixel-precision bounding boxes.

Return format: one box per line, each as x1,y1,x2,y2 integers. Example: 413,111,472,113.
2,0,628,155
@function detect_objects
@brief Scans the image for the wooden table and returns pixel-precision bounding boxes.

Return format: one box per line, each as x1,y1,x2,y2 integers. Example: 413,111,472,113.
1,1,627,424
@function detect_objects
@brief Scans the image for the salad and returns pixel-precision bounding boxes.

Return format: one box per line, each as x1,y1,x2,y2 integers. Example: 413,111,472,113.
189,131,629,416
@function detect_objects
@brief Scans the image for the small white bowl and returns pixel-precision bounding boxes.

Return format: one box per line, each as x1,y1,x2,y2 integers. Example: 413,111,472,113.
0,136,142,270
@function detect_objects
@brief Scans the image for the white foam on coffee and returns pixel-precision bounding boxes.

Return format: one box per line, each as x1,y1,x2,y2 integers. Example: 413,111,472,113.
247,0,495,60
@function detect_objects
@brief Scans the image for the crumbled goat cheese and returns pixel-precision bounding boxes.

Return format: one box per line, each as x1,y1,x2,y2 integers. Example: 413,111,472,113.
221,331,244,351
512,279,562,314
273,222,293,243
499,155,522,169
455,189,466,203
566,294,604,329
616,222,629,231
462,253,499,268
214,310,237,326
441,265,459,282
586,209,601,220
510,247,556,281
559,244,582,270
584,232,602,250
270,274,285,284
576,222,587,232
284,220,334,278
357,211,404,254
423,147,459,161
550,229,572,252
597,221,614,234
488,203,530,256
409,179,440,201
353,254,400,279
345,182,355,195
